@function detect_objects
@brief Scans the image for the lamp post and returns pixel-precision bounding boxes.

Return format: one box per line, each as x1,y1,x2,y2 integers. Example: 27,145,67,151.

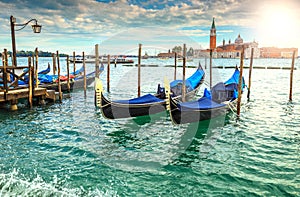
10,15,42,67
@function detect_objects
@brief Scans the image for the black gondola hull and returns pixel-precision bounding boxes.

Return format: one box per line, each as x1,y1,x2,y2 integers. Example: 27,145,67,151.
101,92,167,119
39,76,95,92
99,65,205,119
169,97,230,124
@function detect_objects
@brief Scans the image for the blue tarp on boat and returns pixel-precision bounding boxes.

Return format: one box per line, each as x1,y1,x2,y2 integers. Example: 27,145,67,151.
178,95,226,111
170,68,205,90
203,88,212,99
205,68,244,102
71,66,84,75
38,74,54,83
114,94,164,104
170,80,194,93
38,66,51,75
111,66,204,105
181,68,243,109
186,69,205,89
224,68,245,88
18,74,55,85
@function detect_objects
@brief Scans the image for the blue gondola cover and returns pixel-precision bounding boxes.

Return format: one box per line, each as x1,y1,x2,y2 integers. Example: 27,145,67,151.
114,94,164,104
186,69,205,89
178,96,226,111
224,68,245,88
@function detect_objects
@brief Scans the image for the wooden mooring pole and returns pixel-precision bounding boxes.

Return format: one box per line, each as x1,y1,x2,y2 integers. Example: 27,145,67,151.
3,49,8,100
95,44,100,78
67,55,70,92
57,51,62,103
35,48,39,88
237,46,245,117
182,44,186,102
94,45,100,106
174,52,177,80
28,56,33,108
289,50,296,101
107,55,110,92
209,49,213,90
83,51,87,98
52,53,56,75
247,48,254,101
73,51,76,76
138,43,142,97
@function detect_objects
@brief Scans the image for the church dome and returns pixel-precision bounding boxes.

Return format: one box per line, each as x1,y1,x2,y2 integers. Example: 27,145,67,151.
235,34,243,44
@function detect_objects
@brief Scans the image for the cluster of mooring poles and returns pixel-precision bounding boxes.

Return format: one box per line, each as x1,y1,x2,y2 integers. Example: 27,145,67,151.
0,45,104,110
1,47,53,110
95,43,189,106
206,45,248,120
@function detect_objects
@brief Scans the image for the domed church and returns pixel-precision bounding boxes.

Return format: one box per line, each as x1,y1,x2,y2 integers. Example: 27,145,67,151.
194,18,297,59
215,32,259,58
197,18,260,58
235,34,243,45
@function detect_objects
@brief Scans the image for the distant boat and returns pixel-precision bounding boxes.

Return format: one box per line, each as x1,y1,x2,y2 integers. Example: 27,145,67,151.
177,57,193,62
69,57,134,64
142,52,149,59
159,57,169,60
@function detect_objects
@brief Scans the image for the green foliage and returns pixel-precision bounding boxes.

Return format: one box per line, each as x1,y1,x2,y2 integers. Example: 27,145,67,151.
13,50,68,57
172,46,182,54
172,46,194,57
187,47,194,57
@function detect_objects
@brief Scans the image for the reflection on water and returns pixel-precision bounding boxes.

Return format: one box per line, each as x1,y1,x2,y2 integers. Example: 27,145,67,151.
0,58,299,196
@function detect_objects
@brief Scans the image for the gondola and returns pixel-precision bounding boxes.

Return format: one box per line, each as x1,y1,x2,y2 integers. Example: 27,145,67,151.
169,67,244,124
97,64,205,119
16,64,51,86
40,64,104,92
39,71,96,91
38,64,51,75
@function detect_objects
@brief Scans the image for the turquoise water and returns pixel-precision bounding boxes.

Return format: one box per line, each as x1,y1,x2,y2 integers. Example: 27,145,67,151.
0,57,299,196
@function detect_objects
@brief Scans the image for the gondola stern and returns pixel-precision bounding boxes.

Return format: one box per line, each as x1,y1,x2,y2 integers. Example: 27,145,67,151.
99,92,116,120
168,96,181,125
94,77,103,108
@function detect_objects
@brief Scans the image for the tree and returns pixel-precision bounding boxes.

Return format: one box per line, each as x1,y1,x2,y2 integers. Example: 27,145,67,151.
172,46,182,55
187,47,194,57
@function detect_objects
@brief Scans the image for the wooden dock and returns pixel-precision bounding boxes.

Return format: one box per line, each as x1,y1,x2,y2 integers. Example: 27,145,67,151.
0,88,56,110
0,87,46,102
1,48,56,110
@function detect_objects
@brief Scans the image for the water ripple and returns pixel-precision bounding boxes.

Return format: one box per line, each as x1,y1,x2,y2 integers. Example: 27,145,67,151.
1,64,300,196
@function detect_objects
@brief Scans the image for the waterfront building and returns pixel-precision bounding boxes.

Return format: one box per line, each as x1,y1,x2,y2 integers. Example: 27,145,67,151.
210,18,216,50
195,18,260,58
260,47,298,58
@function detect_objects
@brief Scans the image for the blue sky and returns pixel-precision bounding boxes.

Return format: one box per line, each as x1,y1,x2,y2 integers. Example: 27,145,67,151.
0,0,299,55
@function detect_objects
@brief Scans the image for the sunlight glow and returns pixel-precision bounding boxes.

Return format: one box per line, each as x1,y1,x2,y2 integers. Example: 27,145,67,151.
257,3,298,47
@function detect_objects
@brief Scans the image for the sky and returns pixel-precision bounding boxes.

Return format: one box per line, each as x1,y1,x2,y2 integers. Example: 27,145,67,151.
0,0,300,56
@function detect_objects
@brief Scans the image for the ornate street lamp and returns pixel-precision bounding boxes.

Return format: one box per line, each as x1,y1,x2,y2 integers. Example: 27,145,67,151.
10,15,42,66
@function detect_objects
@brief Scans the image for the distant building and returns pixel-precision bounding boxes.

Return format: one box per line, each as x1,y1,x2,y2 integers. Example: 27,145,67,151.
210,18,216,50
215,34,260,58
195,18,299,59
260,47,298,58
157,49,176,58
195,18,260,58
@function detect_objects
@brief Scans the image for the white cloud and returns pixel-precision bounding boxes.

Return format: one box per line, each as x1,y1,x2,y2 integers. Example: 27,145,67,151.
0,0,299,54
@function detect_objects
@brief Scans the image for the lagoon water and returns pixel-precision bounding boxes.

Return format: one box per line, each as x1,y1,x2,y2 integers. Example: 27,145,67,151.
0,57,299,196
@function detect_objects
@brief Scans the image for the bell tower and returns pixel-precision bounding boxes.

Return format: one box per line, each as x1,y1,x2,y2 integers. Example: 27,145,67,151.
210,18,216,50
